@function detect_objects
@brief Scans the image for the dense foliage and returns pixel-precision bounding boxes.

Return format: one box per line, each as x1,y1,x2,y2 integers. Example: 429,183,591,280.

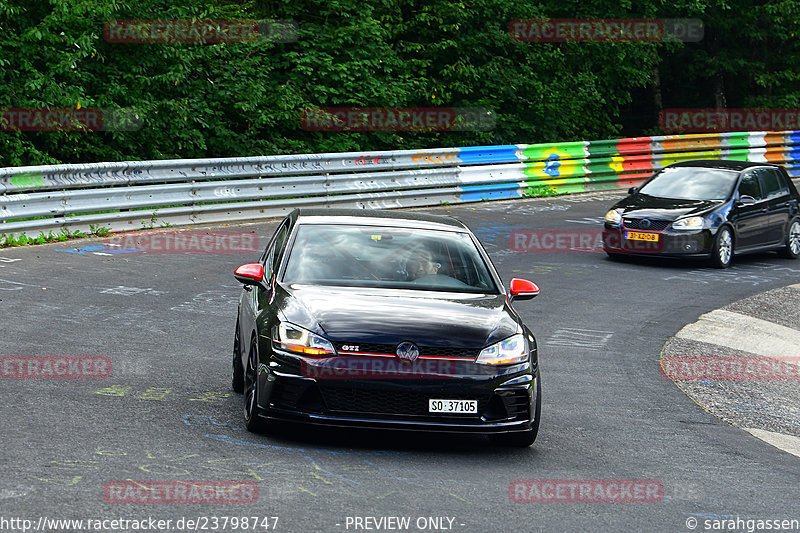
1,0,797,165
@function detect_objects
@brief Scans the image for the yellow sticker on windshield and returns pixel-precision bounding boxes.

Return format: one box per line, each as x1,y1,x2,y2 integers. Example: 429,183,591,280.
371,235,381,241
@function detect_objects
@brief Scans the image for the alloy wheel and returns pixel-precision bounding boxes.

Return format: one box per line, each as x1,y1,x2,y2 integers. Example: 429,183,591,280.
790,221,800,256
718,229,732,265
244,343,258,423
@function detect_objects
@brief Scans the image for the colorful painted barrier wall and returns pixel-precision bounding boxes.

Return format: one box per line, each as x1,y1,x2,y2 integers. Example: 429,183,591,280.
1,130,798,237
461,130,800,203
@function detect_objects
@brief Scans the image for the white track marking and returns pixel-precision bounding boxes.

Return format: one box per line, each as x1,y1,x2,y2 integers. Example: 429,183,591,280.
743,428,800,458
676,309,800,359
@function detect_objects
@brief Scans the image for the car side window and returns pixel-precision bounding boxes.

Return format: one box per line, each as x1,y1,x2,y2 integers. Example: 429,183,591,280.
758,168,789,199
738,172,763,200
271,224,289,274
263,222,289,281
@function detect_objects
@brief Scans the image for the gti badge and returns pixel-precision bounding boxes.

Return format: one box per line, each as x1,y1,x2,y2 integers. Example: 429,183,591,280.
396,341,420,362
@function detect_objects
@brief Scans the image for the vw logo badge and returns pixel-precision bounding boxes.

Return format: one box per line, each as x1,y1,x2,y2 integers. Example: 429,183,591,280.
640,219,651,229
396,341,419,362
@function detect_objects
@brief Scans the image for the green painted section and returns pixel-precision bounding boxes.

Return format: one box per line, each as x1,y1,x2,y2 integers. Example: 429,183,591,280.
721,132,751,148
520,141,588,161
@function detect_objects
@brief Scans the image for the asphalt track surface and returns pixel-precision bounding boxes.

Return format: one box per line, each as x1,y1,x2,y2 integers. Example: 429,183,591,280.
2,190,799,533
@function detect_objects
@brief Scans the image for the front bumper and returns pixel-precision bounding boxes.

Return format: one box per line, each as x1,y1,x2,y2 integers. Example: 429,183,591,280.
255,355,538,434
602,227,714,257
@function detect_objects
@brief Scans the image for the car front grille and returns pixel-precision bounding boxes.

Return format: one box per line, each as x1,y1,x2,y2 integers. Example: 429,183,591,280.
623,218,670,231
319,385,489,417
333,342,479,360
271,381,531,422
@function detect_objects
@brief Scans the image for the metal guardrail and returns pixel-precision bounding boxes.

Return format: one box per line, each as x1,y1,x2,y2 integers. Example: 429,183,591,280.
1,131,798,237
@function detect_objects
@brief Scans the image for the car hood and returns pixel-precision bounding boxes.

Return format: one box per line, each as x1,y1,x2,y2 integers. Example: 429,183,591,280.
277,284,519,349
614,194,723,220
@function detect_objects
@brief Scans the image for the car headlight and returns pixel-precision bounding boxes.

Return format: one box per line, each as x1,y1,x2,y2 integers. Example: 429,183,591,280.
672,216,704,230
604,208,623,226
272,323,336,356
475,334,528,365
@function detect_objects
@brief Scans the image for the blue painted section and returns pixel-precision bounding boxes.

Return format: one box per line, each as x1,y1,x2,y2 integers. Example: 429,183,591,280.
205,433,313,453
543,154,561,177
458,182,523,203
182,414,242,431
786,133,800,177
55,244,145,254
456,145,520,166
472,225,527,248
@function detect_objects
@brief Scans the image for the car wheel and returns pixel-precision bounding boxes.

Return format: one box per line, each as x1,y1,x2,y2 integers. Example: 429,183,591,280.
243,339,269,433
232,319,244,393
605,252,624,261
778,219,800,259
489,377,541,447
710,226,733,269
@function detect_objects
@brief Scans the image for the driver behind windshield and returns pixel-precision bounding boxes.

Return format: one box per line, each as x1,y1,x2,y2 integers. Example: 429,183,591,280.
407,248,441,279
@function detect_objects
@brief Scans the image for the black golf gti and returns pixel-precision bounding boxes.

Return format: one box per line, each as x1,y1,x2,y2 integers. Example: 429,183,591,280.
602,160,800,267
231,209,542,446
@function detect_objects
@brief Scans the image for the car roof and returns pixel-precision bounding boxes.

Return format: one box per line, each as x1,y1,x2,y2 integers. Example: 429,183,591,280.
290,208,469,231
668,159,781,172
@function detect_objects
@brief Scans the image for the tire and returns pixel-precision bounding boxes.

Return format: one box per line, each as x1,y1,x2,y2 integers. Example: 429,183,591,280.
489,376,541,447
605,252,624,261
778,218,800,259
243,339,269,433
710,226,733,269
231,319,244,393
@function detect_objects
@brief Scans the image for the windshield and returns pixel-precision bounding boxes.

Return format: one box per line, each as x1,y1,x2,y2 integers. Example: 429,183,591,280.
638,167,739,200
282,224,498,293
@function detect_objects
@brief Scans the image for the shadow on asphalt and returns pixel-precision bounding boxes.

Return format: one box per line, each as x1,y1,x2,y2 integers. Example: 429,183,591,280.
242,420,541,456
604,250,786,270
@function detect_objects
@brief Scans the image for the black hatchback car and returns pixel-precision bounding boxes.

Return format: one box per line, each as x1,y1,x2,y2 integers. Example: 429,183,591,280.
602,160,800,268
231,209,542,446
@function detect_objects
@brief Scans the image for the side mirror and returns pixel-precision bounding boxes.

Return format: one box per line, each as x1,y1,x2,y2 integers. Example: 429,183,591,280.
234,263,265,287
628,187,638,195
737,195,756,206
509,278,540,302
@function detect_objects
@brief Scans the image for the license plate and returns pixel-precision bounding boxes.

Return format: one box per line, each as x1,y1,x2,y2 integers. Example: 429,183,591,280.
625,231,659,242
428,399,477,414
